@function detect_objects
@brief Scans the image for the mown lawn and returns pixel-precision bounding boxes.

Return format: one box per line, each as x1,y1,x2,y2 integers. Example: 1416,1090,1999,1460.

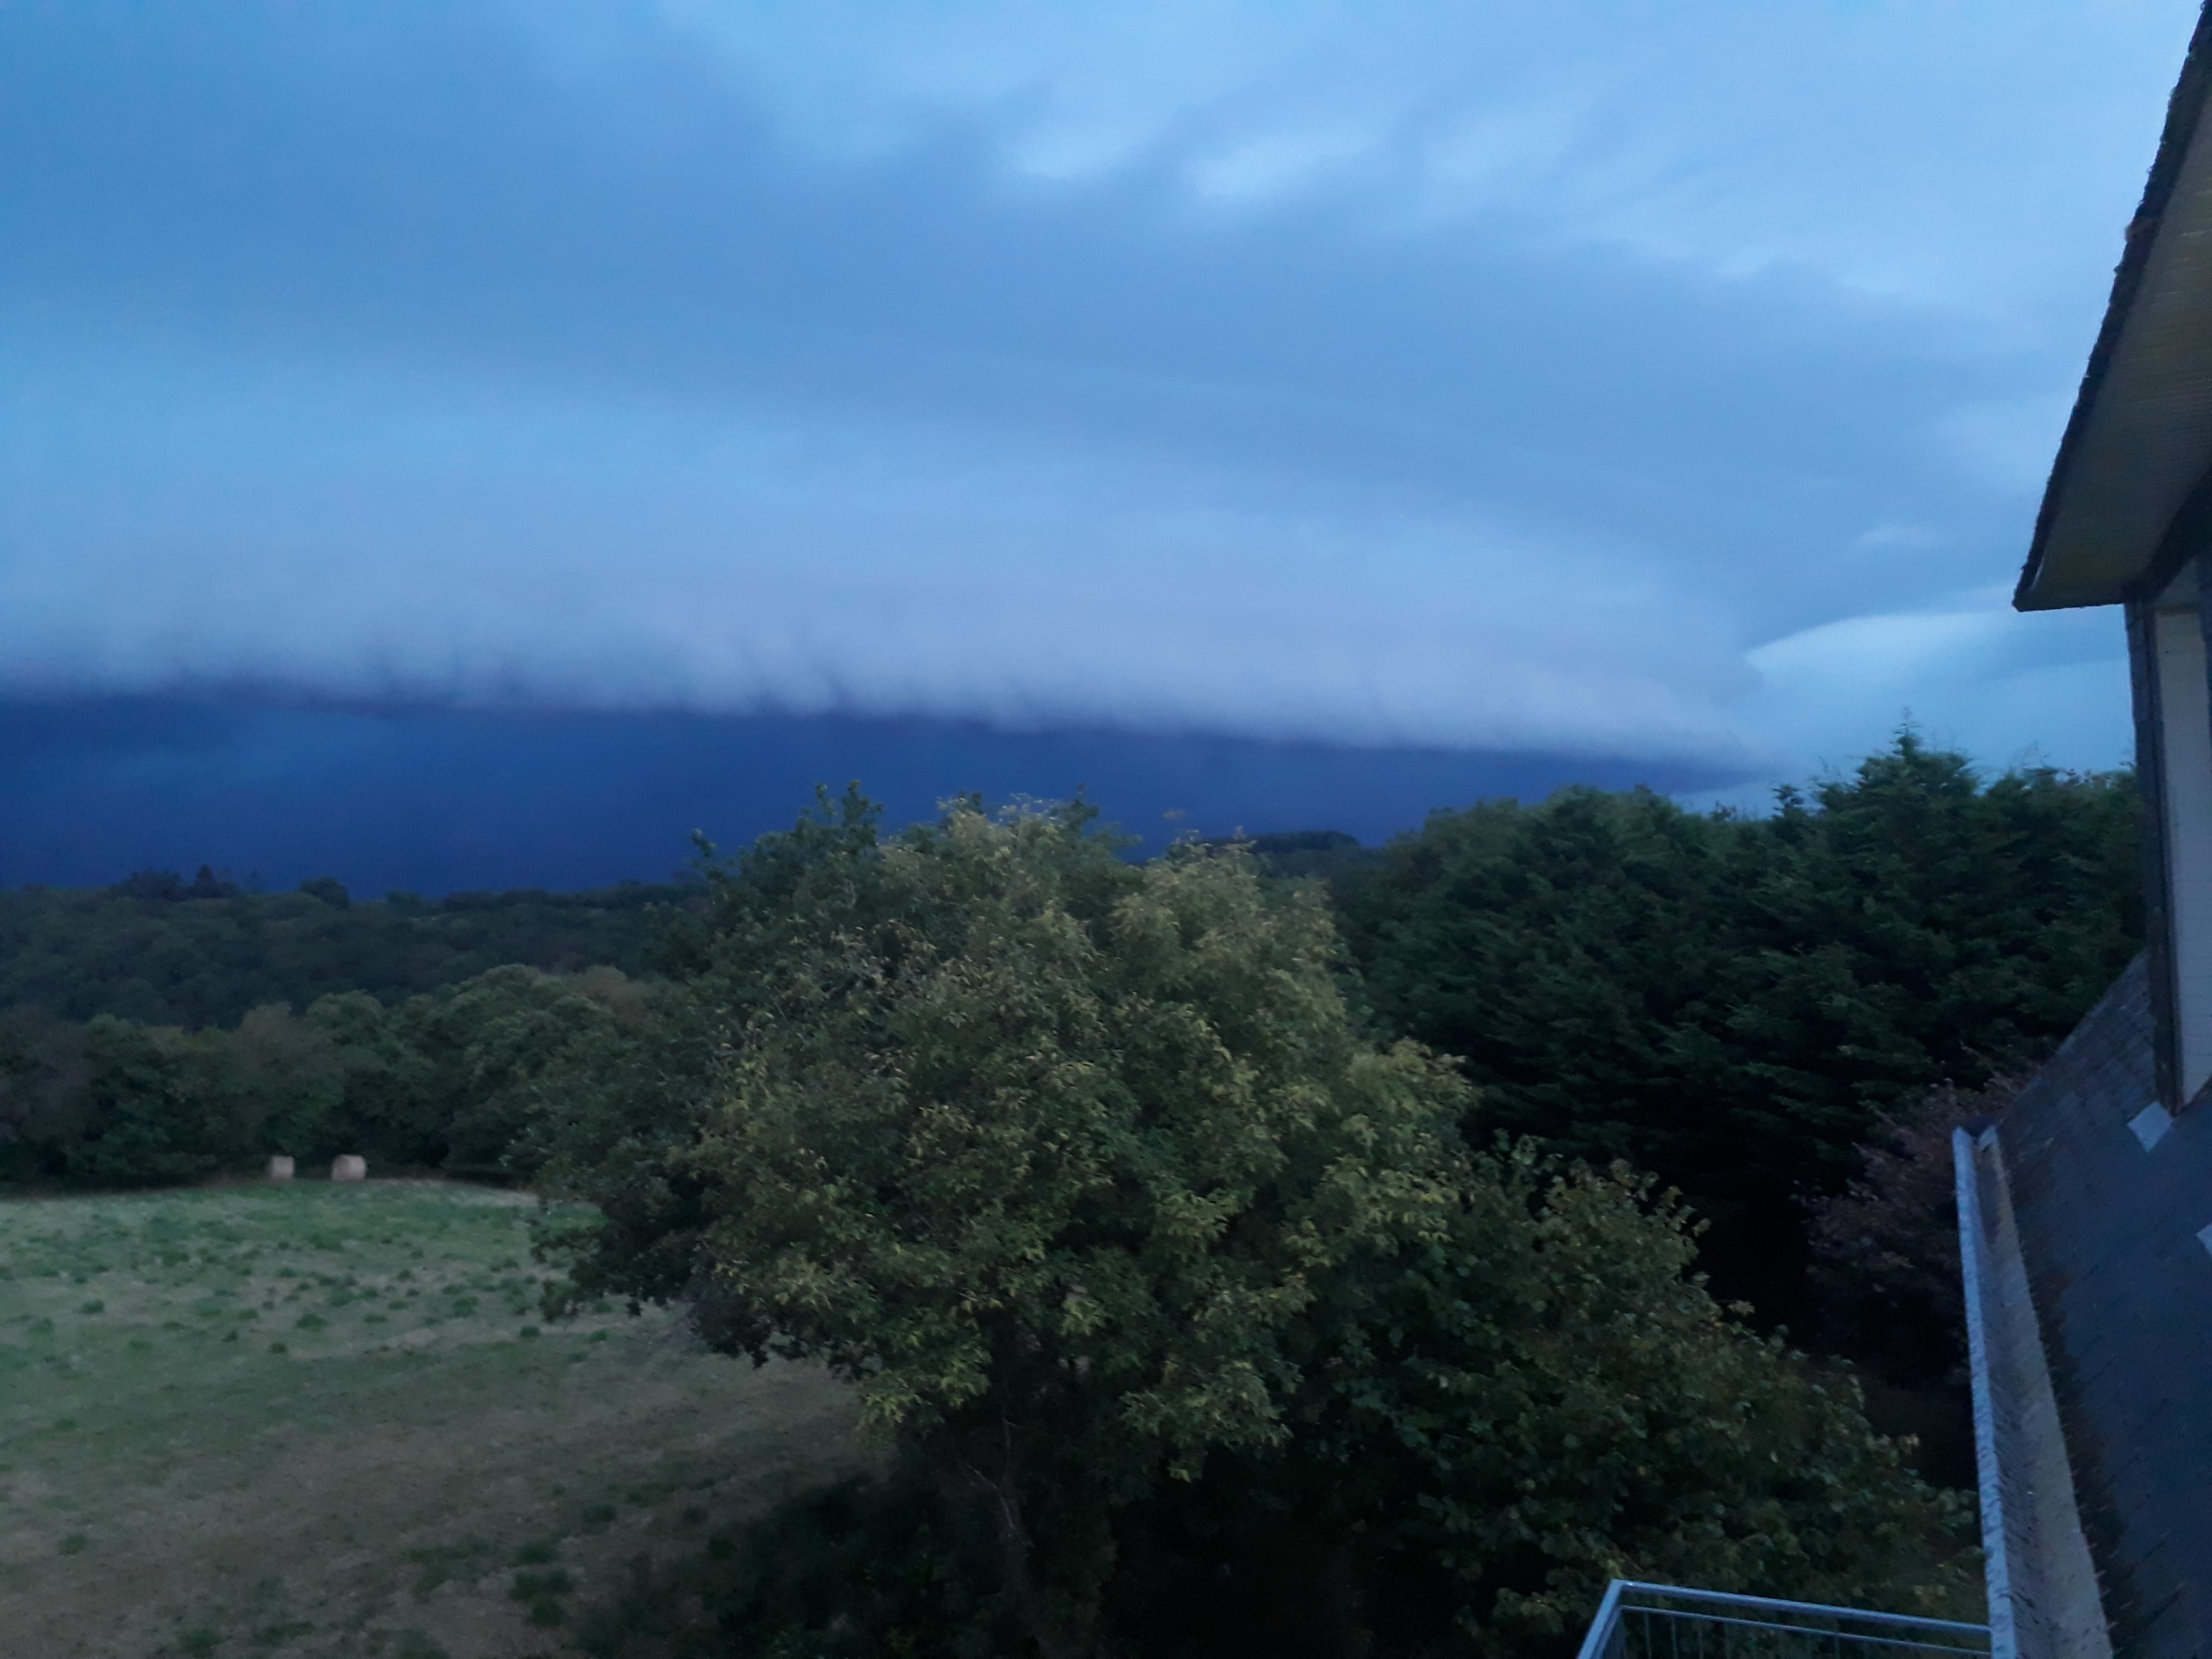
0,1179,864,1658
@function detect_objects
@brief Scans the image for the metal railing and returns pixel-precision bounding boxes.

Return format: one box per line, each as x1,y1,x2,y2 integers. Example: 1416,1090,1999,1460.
1574,1581,1991,1659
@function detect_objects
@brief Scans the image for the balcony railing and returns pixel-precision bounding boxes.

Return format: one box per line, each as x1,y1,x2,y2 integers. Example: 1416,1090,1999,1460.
1574,1581,1992,1659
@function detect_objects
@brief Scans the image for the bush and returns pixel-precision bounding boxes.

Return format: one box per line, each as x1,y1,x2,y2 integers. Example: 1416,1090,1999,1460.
574,1463,1017,1659
1806,1077,2017,1384
65,1017,234,1187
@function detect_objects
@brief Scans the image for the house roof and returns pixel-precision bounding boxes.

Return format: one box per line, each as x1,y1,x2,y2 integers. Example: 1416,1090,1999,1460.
2017,4,2212,612
1997,955,2212,1656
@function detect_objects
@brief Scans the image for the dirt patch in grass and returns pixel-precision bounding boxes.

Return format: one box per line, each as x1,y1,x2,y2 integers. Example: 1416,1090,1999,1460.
0,1181,865,1657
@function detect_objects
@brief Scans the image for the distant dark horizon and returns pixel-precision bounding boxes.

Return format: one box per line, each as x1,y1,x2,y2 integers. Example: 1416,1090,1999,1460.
0,697,1751,898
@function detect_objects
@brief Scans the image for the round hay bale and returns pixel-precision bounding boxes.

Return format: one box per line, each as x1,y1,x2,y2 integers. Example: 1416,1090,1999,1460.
266,1155,295,1182
331,1154,368,1183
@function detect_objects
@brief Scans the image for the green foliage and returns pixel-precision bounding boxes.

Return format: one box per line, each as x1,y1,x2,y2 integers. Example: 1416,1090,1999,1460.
297,992,439,1169
1220,829,1376,881
0,967,647,1188
551,796,1473,1649
68,1017,242,1189
532,788,886,1316
0,1007,90,1179
690,805,1458,1439
574,1463,1019,1659
1296,1153,1975,1647
1805,1076,2017,1383
1332,735,2137,1309
0,748,2110,1646
0,876,693,1031
580,1157,1976,1659
541,791,1970,1656
398,966,649,1178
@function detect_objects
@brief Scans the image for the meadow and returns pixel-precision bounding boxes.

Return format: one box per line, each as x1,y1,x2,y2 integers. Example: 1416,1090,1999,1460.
0,1179,865,1659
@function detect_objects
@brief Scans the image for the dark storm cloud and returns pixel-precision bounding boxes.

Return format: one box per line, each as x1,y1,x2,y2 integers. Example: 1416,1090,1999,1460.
0,0,2188,779
0,699,1743,895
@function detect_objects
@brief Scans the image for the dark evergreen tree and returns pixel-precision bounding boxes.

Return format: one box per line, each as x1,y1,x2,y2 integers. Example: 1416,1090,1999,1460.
1332,734,2138,1314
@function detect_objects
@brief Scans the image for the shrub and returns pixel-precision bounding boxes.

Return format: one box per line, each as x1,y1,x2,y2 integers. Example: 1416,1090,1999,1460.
572,1464,1015,1659
1807,1077,2018,1383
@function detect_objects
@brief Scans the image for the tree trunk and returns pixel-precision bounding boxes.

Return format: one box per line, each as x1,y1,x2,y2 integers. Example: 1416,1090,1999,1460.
958,1419,1102,1659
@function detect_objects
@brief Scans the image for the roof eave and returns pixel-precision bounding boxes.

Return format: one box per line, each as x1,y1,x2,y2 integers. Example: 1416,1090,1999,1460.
2017,3,2212,613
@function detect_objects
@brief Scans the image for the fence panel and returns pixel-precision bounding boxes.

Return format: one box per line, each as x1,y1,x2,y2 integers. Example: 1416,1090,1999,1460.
1576,1581,1991,1659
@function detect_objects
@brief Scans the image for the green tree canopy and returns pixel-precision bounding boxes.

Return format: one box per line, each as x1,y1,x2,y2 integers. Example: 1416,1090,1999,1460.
0,965,647,1187
0,876,693,1030
1331,734,2138,1312
539,793,1970,1657
549,798,1471,1653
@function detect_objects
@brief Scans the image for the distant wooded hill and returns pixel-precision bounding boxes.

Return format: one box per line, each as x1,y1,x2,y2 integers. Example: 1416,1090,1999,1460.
0,839,1367,1034
0,875,698,1030
0,741,2147,1344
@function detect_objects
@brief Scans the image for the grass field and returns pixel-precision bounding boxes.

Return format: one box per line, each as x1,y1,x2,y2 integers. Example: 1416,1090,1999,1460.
0,1180,866,1659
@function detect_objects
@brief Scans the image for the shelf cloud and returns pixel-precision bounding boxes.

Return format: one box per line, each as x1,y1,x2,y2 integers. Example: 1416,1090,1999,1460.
0,0,2184,786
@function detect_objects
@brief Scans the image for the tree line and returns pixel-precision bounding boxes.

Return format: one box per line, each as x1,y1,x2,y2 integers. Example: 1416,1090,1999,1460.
1,737,2134,1339
1324,733,2139,1317
0,737,2142,1652
0,871,692,1030
0,965,647,1187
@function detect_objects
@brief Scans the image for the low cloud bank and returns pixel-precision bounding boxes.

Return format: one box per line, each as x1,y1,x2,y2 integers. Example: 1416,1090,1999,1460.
0,699,1750,893
0,0,2185,786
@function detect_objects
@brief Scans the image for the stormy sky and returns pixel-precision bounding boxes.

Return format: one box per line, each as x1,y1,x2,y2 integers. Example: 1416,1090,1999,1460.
0,1,2189,891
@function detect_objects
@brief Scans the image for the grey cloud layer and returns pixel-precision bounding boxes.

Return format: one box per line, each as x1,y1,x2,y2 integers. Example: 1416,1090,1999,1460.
0,0,2181,772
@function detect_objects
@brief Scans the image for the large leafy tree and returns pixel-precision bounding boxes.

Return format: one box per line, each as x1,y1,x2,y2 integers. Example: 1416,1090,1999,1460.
540,794,1971,1658
550,797,1470,1654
